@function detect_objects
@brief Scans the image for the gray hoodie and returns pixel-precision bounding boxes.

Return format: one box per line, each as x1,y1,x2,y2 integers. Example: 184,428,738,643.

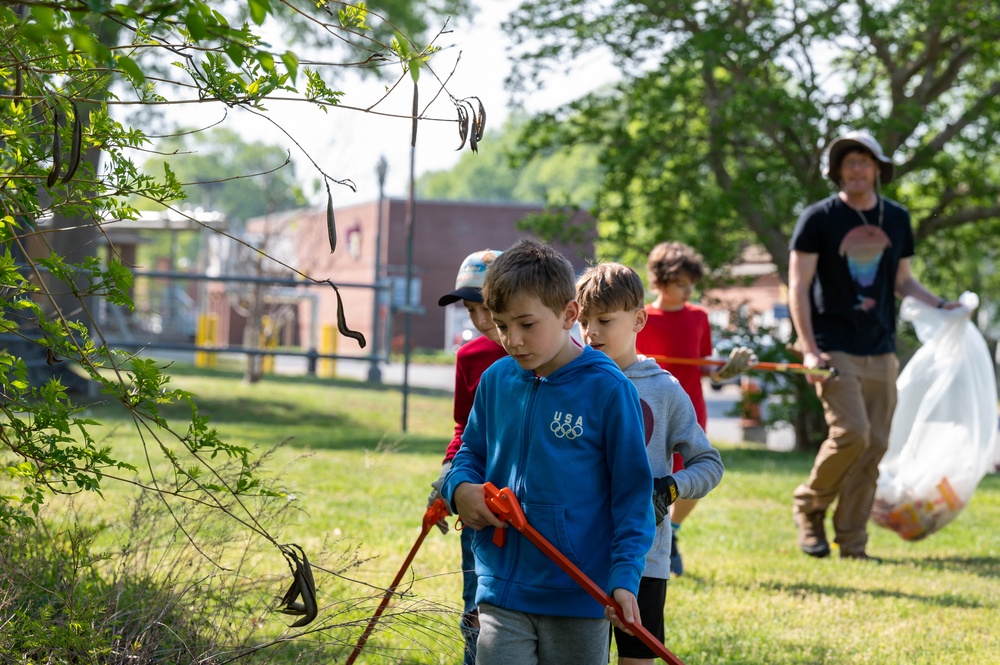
624,357,725,579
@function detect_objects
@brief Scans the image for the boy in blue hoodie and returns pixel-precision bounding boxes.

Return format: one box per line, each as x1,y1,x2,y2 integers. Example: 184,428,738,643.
576,262,724,665
442,239,655,665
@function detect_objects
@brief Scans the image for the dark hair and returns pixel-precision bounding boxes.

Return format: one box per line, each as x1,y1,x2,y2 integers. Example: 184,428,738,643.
576,263,645,315
646,241,705,287
482,238,576,315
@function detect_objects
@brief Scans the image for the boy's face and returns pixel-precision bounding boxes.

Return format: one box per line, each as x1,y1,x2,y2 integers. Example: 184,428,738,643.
651,272,696,308
491,293,579,377
463,299,500,343
578,307,646,369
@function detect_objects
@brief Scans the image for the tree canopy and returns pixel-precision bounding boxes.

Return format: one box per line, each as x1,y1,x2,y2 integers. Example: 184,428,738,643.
504,0,1000,308
140,127,308,223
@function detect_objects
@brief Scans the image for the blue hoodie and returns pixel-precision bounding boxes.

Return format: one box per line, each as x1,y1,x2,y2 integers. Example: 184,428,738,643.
442,346,655,619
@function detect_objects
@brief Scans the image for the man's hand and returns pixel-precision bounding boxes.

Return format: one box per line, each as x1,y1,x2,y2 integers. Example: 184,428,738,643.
652,476,678,526
453,482,508,531
427,461,452,534
712,346,758,381
605,588,641,635
802,351,830,386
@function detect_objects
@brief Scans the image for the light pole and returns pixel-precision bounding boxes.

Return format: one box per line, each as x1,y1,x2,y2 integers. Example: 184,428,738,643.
367,156,388,383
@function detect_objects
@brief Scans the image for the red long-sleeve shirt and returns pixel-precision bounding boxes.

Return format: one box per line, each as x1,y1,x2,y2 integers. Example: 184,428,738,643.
443,334,507,463
636,303,713,430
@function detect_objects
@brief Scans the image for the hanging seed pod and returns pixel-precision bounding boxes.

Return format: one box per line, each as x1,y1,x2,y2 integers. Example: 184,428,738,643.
325,183,336,254
46,347,62,365
455,103,468,151
475,97,486,142
466,101,478,153
46,110,62,188
60,103,82,184
335,285,366,348
276,544,318,628
13,67,22,105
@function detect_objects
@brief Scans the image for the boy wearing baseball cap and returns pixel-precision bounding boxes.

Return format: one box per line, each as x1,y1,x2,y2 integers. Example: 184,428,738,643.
427,249,506,665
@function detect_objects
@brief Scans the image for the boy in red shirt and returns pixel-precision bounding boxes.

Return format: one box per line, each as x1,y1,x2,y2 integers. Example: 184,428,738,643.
427,249,506,665
636,241,754,575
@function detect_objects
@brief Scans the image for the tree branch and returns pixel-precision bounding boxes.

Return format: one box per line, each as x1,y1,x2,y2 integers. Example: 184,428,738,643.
916,204,1000,241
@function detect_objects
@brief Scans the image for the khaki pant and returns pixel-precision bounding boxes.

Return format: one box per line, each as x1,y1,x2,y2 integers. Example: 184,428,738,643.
793,351,898,554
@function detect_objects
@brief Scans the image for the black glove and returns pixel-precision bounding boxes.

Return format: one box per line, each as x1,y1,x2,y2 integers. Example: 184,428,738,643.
652,476,679,526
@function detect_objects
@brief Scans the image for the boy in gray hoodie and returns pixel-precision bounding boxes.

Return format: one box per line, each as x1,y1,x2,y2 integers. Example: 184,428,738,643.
576,262,725,665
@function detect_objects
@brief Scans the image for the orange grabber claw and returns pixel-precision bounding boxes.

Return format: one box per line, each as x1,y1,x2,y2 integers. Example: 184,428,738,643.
483,482,526,547
423,496,450,531
481,482,686,665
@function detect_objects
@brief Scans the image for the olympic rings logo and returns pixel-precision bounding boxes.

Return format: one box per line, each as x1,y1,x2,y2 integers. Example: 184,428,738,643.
549,419,583,440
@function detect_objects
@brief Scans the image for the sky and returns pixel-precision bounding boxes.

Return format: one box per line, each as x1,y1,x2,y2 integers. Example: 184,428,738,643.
217,2,620,205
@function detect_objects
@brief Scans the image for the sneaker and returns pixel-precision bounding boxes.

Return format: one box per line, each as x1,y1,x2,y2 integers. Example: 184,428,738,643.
669,526,683,576
793,509,830,558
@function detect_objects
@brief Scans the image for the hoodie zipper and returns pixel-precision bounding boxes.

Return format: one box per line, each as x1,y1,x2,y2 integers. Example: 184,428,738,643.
500,374,541,607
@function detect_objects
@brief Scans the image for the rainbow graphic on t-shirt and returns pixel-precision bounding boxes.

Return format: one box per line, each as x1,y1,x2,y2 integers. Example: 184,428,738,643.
839,225,891,311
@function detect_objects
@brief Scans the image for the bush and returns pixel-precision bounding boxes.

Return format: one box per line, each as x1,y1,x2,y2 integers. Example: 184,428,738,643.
0,449,304,664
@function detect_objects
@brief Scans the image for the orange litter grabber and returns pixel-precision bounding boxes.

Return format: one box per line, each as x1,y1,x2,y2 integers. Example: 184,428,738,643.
483,482,686,665
649,355,838,379
345,497,450,665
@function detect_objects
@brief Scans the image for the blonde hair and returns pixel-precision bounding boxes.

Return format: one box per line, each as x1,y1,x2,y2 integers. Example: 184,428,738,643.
483,238,576,315
576,263,645,315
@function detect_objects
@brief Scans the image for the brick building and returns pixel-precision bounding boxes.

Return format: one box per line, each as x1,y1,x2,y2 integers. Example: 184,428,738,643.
226,199,596,359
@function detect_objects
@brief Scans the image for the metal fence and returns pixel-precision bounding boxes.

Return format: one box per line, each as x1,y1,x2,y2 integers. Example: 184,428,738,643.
99,270,389,378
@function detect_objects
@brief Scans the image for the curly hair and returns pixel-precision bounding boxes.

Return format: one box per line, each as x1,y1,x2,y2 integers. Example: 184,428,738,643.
646,241,705,287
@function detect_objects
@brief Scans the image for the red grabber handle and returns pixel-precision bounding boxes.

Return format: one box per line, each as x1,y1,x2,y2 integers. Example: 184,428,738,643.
345,498,450,665
482,483,685,665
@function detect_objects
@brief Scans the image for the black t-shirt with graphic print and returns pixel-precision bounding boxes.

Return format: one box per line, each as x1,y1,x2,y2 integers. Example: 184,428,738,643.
790,194,915,356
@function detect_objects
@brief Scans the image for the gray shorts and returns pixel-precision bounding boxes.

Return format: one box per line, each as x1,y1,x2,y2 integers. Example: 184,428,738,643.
476,602,609,665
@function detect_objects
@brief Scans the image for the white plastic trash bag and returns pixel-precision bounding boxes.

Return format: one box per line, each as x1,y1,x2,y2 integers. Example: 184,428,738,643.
871,292,999,541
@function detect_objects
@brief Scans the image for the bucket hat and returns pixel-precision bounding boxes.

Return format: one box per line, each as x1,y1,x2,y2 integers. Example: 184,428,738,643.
824,130,894,186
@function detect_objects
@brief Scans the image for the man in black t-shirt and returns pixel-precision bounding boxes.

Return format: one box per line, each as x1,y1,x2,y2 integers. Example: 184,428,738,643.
788,130,960,561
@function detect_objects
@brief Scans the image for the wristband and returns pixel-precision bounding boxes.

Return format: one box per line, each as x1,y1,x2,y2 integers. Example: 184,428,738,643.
936,299,946,309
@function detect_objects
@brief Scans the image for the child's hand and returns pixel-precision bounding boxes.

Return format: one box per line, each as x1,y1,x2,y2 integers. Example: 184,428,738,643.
606,588,641,635
427,461,452,534
453,482,508,531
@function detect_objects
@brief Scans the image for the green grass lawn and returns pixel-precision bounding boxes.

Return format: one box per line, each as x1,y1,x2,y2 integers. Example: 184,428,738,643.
50,364,1000,663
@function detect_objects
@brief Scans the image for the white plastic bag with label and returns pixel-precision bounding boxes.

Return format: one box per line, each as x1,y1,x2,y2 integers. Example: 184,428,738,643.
871,292,999,540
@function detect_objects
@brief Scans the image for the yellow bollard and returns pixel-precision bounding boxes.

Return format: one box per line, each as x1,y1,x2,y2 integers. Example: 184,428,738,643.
319,324,338,378
260,315,275,374
196,314,219,368
205,314,218,368
195,316,207,367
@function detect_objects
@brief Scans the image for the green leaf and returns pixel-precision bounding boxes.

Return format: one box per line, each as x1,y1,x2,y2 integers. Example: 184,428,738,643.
112,4,141,21
116,55,145,85
281,50,299,83
248,0,270,26
185,8,207,40
256,51,274,72
224,42,245,66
